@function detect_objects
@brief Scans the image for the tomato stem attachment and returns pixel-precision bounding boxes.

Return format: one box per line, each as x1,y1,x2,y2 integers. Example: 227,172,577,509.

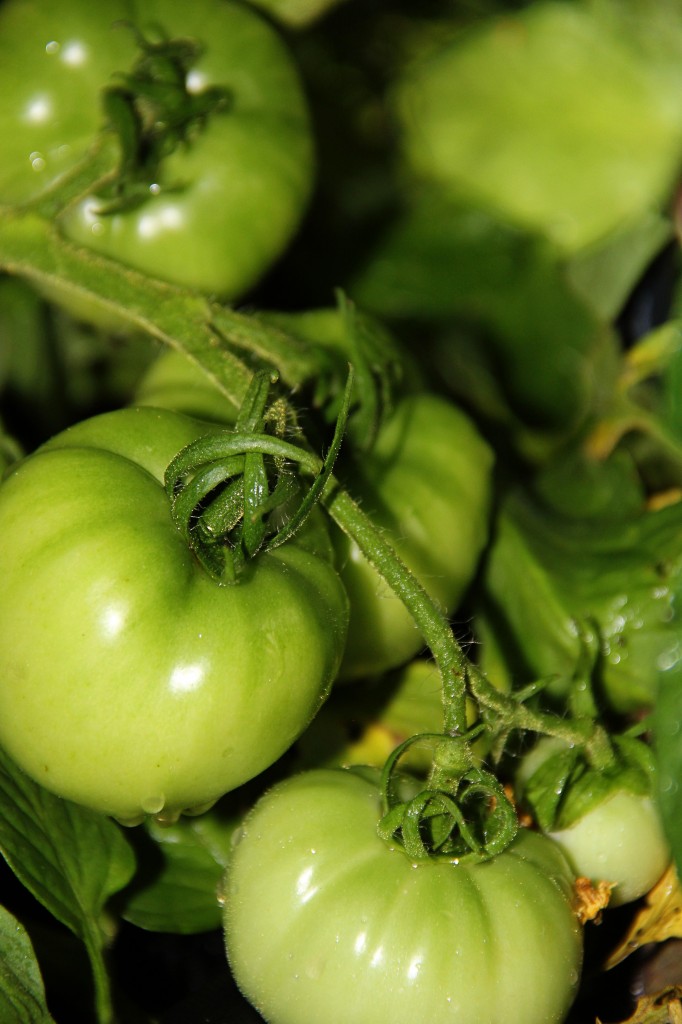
97,26,231,215
165,368,354,582
376,734,518,862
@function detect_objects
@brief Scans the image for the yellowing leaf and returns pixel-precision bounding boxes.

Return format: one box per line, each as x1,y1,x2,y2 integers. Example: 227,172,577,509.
606,865,682,969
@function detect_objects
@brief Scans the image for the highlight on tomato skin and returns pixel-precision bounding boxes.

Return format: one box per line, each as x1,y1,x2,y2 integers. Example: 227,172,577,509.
223,768,584,1024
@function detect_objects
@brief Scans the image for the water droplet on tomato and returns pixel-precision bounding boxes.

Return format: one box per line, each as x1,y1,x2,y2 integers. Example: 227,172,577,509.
142,793,165,815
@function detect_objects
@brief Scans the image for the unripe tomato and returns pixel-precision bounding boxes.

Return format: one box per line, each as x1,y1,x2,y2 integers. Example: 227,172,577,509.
0,0,313,300
224,768,583,1024
517,737,671,906
0,407,348,823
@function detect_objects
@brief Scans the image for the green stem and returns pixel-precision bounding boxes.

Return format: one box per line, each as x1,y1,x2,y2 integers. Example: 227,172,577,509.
83,926,115,1024
323,484,469,736
0,210,253,405
467,663,598,748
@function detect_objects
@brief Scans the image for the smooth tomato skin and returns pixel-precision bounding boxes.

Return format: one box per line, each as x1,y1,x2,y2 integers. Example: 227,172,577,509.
0,407,349,823
334,393,494,679
135,346,240,423
517,737,671,906
0,0,313,299
548,792,669,907
224,768,583,1024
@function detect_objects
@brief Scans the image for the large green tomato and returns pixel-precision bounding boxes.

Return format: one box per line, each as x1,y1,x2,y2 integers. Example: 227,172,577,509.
224,768,583,1024
0,0,313,299
0,407,348,823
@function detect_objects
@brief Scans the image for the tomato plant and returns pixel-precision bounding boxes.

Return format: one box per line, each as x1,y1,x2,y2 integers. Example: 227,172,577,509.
224,768,583,1024
0,405,348,824
0,0,313,300
1,2,682,1023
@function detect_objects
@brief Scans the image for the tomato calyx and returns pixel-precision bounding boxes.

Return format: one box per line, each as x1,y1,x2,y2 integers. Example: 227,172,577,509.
376,732,519,862
98,25,231,215
165,369,352,582
520,733,657,833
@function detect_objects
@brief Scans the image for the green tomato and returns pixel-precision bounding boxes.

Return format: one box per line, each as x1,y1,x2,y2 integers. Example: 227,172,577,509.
334,392,493,679
135,346,240,423
517,737,671,907
0,0,313,299
548,792,669,907
224,768,583,1024
0,407,348,823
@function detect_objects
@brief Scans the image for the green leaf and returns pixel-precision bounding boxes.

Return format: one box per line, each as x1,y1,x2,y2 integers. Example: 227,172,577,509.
0,905,55,1024
654,659,682,878
565,212,673,322
121,806,238,934
523,748,581,832
521,735,655,832
352,190,617,449
0,746,136,1024
480,484,682,715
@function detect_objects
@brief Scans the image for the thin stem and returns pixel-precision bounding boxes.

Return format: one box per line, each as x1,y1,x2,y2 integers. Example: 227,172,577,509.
83,926,115,1024
323,484,469,736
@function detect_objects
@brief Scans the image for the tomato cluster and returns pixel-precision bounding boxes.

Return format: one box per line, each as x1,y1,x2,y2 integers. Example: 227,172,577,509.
0,3,678,1024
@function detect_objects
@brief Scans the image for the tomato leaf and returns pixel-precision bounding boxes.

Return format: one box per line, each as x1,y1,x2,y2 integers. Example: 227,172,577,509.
0,905,55,1024
0,745,136,1023
121,809,237,934
352,189,613,455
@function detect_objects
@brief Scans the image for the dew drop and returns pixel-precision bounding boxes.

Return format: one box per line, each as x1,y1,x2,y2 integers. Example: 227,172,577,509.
658,647,681,672
115,812,145,828
30,151,46,172
141,793,165,815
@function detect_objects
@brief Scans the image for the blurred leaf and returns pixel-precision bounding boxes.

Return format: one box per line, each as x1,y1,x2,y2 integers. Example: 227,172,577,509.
296,659,445,774
353,189,618,447
566,214,673,322
0,906,55,1024
396,2,682,253
597,988,682,1023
